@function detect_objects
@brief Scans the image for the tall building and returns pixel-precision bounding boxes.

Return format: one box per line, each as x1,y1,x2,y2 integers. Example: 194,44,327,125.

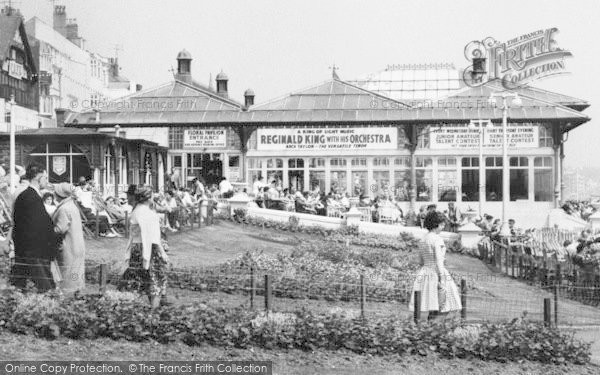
24,5,137,127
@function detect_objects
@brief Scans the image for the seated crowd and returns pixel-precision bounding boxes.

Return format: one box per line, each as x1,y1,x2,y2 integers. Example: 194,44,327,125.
249,177,407,224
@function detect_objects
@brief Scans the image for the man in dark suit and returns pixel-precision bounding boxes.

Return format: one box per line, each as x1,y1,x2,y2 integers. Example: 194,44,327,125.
10,164,58,292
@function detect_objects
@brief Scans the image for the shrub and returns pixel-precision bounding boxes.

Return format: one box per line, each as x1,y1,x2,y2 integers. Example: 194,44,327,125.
0,289,590,365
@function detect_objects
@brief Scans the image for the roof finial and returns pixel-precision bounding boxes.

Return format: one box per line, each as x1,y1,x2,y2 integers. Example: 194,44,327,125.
208,73,214,91
329,63,340,80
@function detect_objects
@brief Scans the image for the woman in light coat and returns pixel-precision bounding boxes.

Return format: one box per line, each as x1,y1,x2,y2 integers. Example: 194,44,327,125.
52,182,86,293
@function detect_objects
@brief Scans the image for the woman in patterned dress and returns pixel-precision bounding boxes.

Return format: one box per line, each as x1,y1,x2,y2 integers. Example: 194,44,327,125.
118,186,169,308
409,211,462,320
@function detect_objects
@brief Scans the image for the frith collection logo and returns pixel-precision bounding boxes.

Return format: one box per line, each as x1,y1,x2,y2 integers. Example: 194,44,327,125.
463,28,572,88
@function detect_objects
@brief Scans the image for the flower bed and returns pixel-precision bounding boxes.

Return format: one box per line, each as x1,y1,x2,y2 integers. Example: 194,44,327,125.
84,239,422,303
220,210,421,252
0,288,591,365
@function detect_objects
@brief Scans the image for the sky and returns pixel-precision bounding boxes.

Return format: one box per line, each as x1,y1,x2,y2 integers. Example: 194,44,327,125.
15,0,600,168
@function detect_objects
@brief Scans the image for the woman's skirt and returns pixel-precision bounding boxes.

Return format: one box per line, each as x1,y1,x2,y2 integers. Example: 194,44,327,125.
118,243,167,297
409,266,462,313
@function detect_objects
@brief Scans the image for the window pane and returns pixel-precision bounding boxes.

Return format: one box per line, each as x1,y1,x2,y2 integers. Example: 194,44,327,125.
373,171,390,197
330,170,347,194
288,159,296,168
461,169,479,201
351,171,367,196
510,169,528,201
416,170,432,201
310,158,325,168
394,171,410,201
266,170,283,186
229,155,239,167
395,157,409,167
248,158,262,169
534,169,553,201
288,170,304,192
48,143,69,153
72,155,91,182
309,171,326,192
438,170,457,202
486,170,502,201
173,156,182,167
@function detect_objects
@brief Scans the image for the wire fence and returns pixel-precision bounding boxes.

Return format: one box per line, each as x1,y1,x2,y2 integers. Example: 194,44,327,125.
481,238,600,311
3,256,599,327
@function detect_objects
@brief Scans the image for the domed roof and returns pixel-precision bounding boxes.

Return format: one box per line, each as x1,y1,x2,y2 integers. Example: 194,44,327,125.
177,49,192,60
216,70,228,80
244,88,255,96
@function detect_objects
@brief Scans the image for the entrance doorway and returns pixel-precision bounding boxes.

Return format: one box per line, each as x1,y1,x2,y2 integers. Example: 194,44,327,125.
186,153,222,187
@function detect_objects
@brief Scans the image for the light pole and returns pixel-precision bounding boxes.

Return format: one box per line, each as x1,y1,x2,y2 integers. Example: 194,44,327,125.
468,119,493,217
488,92,522,236
8,94,15,195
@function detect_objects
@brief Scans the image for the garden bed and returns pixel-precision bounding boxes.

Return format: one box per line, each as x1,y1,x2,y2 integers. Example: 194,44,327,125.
0,288,591,365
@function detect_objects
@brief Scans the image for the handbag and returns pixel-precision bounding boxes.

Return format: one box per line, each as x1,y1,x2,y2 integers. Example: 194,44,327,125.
50,260,63,284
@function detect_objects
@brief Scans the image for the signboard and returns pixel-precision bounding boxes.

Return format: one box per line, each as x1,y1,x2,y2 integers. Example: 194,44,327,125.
183,129,226,149
257,127,397,151
7,60,25,80
52,156,67,176
430,125,539,149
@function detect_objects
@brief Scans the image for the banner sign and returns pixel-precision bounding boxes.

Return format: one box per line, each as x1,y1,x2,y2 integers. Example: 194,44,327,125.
430,125,539,149
257,127,397,151
52,156,67,176
183,129,226,149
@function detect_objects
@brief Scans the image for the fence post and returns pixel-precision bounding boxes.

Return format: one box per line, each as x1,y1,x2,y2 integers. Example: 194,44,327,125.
511,255,515,278
504,244,509,275
95,214,100,238
208,201,214,226
543,298,551,327
556,264,562,286
99,263,108,293
250,266,255,309
264,274,272,312
554,284,558,327
413,291,421,324
518,256,523,279
460,279,467,320
360,274,366,320
124,211,129,238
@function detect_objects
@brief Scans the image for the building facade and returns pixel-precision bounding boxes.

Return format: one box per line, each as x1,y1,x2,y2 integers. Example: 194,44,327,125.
0,6,39,132
25,5,137,128
64,51,591,228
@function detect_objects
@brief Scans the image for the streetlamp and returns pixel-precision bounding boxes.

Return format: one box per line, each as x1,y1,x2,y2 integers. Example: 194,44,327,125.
467,119,493,217
488,92,522,236
7,94,15,195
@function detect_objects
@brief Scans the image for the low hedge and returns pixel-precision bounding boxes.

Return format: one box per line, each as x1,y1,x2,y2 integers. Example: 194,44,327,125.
0,288,591,365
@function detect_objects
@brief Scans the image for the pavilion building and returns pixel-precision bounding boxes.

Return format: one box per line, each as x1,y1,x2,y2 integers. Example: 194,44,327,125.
63,51,591,227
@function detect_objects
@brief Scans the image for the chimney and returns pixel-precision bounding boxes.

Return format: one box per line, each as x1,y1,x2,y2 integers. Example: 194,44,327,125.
55,108,69,127
244,88,255,108
175,49,192,84
66,18,78,39
53,5,67,37
136,84,143,92
471,57,487,84
216,70,228,98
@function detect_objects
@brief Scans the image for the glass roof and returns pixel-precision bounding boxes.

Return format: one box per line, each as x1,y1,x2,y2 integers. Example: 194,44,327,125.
350,63,463,101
